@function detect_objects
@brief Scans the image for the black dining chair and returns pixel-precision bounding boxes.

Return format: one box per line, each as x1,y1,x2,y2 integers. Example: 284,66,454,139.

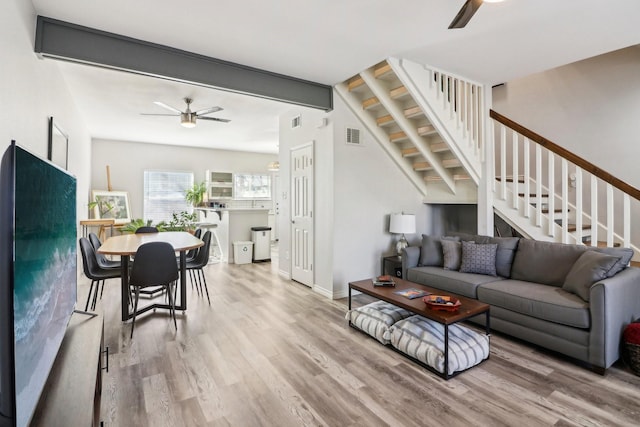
129,241,179,338
186,231,212,304
185,228,202,263
135,226,159,234
79,237,121,311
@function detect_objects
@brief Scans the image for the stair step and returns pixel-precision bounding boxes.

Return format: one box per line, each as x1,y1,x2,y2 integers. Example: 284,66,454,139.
413,161,433,172
496,177,526,183
348,76,365,91
431,142,450,153
389,131,408,143
417,124,437,136
390,126,438,143
373,61,392,79
424,174,471,182
630,260,640,267
362,96,380,110
404,105,423,119
596,241,622,248
390,85,408,99
402,147,420,157
376,114,394,126
378,105,429,127
519,193,549,198
541,208,563,214
442,158,462,169
567,224,591,233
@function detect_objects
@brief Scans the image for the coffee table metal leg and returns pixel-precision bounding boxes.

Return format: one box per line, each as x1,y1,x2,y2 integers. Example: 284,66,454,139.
348,286,352,327
444,324,449,380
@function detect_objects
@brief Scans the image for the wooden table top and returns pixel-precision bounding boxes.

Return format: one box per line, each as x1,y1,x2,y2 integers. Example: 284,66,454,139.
97,231,203,256
349,277,489,325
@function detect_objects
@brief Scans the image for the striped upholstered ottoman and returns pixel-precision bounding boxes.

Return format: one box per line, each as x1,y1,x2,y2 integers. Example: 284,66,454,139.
389,315,489,377
346,300,413,345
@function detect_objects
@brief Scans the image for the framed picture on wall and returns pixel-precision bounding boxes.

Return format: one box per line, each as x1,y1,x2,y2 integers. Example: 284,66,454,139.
47,117,69,170
91,190,131,224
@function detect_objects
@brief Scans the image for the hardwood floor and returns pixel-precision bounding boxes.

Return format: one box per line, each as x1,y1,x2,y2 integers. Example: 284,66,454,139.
87,252,640,426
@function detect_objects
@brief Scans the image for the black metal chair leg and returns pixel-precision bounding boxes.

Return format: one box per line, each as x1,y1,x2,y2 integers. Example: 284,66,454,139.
130,287,141,339
85,280,96,311
200,269,211,305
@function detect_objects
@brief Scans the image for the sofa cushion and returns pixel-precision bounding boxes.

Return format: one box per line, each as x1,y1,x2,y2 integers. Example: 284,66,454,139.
477,279,590,329
588,247,634,278
510,239,588,286
562,251,621,301
419,235,460,267
450,233,520,278
406,266,504,298
442,239,462,270
345,301,413,345
459,241,498,276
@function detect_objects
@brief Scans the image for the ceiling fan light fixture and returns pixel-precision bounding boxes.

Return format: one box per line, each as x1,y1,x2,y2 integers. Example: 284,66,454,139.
267,161,280,172
181,112,196,128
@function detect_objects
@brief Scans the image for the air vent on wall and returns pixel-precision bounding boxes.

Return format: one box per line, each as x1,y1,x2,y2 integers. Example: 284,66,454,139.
291,115,301,128
345,127,362,146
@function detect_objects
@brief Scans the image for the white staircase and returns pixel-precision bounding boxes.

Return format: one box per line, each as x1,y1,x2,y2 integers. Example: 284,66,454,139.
336,59,640,258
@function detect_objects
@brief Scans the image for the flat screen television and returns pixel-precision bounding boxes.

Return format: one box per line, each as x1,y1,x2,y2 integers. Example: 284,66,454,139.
0,142,77,427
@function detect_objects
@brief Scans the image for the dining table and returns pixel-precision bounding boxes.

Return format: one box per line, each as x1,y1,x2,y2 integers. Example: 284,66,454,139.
97,231,204,321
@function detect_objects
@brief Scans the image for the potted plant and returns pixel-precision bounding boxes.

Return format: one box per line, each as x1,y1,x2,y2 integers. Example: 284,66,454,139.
185,182,207,207
167,211,198,233
119,219,167,234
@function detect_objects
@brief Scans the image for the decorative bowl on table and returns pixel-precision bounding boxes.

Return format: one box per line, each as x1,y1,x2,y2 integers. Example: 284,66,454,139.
423,295,461,312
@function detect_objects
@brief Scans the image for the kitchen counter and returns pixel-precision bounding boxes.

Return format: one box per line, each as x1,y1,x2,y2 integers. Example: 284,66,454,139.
195,207,269,263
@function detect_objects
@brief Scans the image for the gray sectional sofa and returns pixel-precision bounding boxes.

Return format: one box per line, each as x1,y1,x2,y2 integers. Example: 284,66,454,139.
402,233,640,371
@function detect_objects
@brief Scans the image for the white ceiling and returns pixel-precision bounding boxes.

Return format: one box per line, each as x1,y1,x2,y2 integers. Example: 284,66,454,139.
32,0,640,154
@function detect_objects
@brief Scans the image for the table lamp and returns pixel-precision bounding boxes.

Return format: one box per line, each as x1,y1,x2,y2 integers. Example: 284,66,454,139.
389,213,416,257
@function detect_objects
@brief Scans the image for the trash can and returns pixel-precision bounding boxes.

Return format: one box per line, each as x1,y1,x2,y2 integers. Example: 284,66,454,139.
233,241,254,264
251,226,272,262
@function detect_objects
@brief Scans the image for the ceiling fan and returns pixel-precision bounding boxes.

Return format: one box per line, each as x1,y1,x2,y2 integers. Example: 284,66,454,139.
141,97,230,128
448,0,504,29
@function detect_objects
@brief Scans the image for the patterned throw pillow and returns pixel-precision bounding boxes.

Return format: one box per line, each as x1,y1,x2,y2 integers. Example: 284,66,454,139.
459,241,498,276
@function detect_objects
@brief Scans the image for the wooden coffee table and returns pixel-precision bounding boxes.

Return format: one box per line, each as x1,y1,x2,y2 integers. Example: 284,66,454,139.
349,277,490,379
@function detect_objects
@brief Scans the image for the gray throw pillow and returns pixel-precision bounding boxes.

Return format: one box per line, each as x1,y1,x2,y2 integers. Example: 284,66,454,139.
562,251,620,302
459,241,498,276
442,240,462,271
419,235,460,267
588,247,634,278
419,234,443,266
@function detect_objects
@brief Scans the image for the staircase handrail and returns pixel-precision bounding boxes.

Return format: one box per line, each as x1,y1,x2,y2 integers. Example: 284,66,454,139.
490,109,640,202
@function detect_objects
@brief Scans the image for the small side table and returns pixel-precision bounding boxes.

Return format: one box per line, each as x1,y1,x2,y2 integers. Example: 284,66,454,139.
382,255,403,279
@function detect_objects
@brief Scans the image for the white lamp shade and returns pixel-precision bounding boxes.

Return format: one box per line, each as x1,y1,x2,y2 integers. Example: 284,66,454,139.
389,213,416,234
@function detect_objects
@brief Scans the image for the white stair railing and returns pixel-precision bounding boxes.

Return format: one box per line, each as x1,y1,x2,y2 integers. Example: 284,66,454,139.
491,110,640,255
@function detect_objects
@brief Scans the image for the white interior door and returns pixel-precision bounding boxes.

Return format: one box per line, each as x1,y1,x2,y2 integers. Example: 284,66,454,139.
290,142,314,287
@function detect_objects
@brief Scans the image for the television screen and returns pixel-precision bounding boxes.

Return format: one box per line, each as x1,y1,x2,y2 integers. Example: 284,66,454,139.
0,143,77,427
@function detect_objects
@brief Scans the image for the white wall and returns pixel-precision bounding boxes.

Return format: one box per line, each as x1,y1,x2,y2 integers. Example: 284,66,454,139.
0,0,92,231
91,139,277,219
331,95,429,298
493,45,640,189
278,94,431,299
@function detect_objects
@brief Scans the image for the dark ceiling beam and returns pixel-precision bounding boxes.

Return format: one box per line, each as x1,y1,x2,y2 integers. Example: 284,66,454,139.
34,16,333,111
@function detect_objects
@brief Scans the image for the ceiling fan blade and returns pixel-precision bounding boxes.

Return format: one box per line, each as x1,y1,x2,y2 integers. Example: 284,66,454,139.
448,0,483,29
153,101,182,114
198,116,231,123
194,106,223,117
140,113,180,116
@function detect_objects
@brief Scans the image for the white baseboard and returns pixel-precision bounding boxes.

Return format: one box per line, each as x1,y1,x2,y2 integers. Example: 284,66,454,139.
278,269,291,280
313,285,333,299
332,288,350,299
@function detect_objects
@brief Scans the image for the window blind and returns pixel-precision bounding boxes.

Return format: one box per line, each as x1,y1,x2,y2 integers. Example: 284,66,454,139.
143,170,193,222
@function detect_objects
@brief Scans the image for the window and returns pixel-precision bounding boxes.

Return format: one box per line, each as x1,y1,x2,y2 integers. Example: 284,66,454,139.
233,173,271,199
143,170,193,222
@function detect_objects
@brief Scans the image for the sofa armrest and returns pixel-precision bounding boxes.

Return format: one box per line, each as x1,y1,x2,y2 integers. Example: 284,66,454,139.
402,246,420,279
589,266,640,368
